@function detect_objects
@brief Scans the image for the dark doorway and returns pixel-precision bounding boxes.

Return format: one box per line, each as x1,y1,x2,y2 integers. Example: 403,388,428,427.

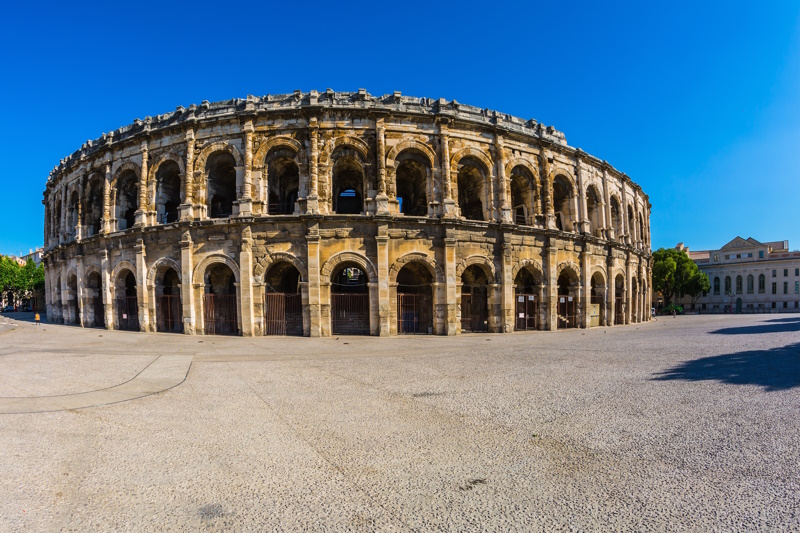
263,262,303,336
156,267,183,333
116,270,139,331
461,264,489,332
557,270,578,329
514,267,541,331
204,263,238,335
396,262,433,334
331,264,370,335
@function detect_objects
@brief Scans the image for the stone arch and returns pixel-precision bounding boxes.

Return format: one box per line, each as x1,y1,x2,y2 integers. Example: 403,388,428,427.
590,264,607,280
194,141,244,174
511,259,545,283
388,252,443,285
319,135,370,166
504,157,540,190
320,251,378,283
193,254,241,286
254,136,303,170
450,147,493,174
556,261,581,283
111,260,137,285
386,140,436,169
148,151,186,184
110,161,141,188
548,168,577,193
253,252,308,284
147,257,183,287
84,264,102,280
456,255,497,283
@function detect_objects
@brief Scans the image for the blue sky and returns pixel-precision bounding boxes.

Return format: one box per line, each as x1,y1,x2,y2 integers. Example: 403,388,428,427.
1,1,798,256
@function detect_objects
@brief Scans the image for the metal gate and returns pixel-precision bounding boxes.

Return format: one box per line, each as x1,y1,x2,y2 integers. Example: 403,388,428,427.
515,293,538,331
331,293,370,335
263,293,303,336
557,297,577,329
615,297,624,325
92,295,105,328
397,293,432,334
156,294,183,333
461,291,488,332
203,294,238,335
116,296,139,331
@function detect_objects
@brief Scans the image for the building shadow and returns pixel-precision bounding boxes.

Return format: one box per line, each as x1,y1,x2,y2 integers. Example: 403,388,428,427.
710,317,800,335
653,343,800,391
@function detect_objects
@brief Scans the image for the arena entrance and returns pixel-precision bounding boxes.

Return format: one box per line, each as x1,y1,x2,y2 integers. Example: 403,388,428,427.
614,274,625,325
115,270,139,331
263,262,303,336
461,265,489,333
203,263,238,335
396,263,433,334
631,277,639,323
155,267,182,333
514,267,541,331
86,271,105,328
67,272,79,325
557,269,578,329
590,272,606,327
331,263,370,335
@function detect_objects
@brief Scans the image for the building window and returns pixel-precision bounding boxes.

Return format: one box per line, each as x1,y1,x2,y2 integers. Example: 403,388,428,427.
725,254,730,260
758,274,766,293
714,254,719,262
772,302,776,309
759,251,764,258
784,269,789,277
796,268,799,276
796,281,799,294
714,277,720,295
772,282,777,295
736,275,743,294
736,254,741,259
748,253,753,258
747,274,754,294
784,282,788,294
772,269,777,277
796,302,799,309
784,301,788,309
725,276,732,294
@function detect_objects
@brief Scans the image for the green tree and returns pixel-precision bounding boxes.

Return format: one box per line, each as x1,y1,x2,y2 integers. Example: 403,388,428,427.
686,270,711,307
652,248,706,306
0,256,22,304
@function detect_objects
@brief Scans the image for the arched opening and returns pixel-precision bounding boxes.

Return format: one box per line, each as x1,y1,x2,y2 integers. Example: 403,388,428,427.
614,274,625,325
67,191,79,240
586,185,602,237
395,151,429,216
53,275,62,323
116,170,138,231
747,274,754,294
735,275,743,295
156,161,181,224
457,158,486,221
267,150,299,215
552,175,575,232
396,262,433,334
514,266,542,330
461,264,489,332
203,263,239,335
510,166,535,225
115,270,139,331
713,276,721,295
83,176,104,237
156,266,182,333
85,271,105,328
263,261,303,336
736,297,743,314
332,155,364,215
610,196,622,241
67,273,79,325
207,152,236,218
724,276,732,295
557,269,579,329
627,205,636,243
331,263,370,335
638,214,646,245
590,272,606,327
54,200,62,241
631,276,639,323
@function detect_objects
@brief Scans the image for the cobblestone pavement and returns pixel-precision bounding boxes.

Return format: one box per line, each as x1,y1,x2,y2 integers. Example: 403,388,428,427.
0,313,798,531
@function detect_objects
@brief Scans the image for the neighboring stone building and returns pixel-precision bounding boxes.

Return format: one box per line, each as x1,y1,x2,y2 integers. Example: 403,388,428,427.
674,238,800,313
41,90,652,336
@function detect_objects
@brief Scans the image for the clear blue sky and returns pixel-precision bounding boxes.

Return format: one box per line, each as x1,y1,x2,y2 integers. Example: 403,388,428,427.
1,1,798,256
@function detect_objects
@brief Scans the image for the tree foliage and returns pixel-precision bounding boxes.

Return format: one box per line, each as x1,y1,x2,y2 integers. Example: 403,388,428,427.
0,256,45,303
652,248,709,306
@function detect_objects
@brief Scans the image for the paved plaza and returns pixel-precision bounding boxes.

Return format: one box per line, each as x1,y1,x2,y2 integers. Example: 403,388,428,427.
0,313,798,531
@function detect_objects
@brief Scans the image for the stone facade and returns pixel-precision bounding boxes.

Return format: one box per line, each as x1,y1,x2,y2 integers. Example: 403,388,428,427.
42,90,652,336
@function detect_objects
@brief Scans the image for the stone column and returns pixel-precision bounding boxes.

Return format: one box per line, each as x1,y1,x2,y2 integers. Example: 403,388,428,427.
576,155,589,234
180,230,195,334
238,120,254,216
495,135,512,223
306,226,322,336
306,119,320,214
180,128,195,220
621,183,630,245
135,141,148,227
100,249,113,329
501,241,514,332
581,246,589,328
102,160,112,233
60,185,67,243
541,150,556,230
135,237,149,331
606,255,615,326
602,167,613,240
239,226,255,336
375,118,390,214
625,255,632,324
443,231,458,334
570,194,580,233
440,126,457,218
76,256,85,327
76,175,84,241
547,239,558,330
376,225,390,336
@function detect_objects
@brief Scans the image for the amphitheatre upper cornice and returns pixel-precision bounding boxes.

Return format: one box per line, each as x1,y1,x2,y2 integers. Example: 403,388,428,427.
48,89,571,181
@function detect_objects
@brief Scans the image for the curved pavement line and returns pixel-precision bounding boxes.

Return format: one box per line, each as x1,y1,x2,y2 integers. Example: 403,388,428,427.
0,355,193,414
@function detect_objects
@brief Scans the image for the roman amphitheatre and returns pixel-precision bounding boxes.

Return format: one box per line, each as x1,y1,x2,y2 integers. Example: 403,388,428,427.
42,89,651,336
